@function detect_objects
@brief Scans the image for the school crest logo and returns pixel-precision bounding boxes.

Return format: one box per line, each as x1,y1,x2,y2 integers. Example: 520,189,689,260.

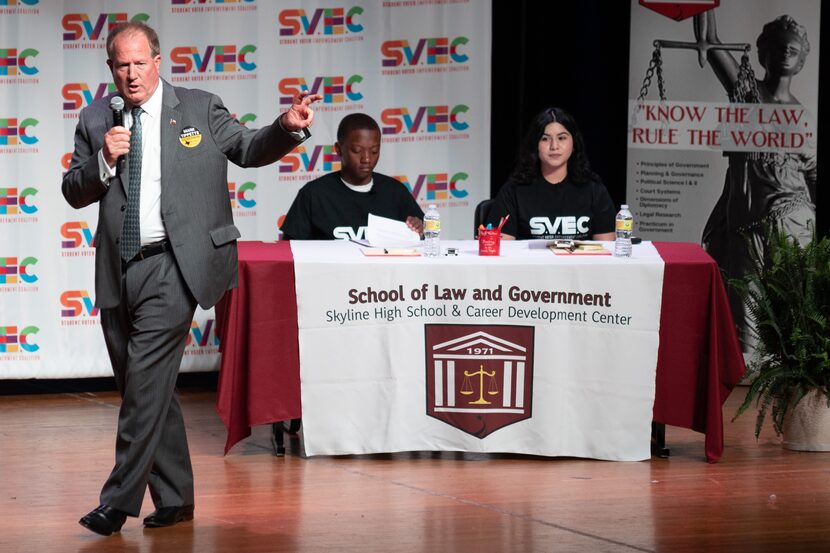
425,324,534,438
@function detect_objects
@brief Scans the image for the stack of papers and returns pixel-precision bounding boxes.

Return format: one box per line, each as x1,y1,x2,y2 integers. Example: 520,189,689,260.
365,213,421,248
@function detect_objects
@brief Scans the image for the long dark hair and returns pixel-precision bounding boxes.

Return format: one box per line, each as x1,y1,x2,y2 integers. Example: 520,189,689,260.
509,107,599,185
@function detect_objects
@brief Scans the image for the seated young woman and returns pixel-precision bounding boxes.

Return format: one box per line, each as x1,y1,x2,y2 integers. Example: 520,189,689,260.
486,106,616,241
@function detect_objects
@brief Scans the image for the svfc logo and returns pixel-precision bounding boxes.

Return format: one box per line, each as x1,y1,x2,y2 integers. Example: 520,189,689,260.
425,324,534,438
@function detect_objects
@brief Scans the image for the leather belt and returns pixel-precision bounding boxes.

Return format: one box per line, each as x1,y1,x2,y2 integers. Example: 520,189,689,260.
131,239,171,262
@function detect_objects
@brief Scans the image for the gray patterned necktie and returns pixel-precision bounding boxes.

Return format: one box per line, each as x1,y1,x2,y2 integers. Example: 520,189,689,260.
120,106,144,261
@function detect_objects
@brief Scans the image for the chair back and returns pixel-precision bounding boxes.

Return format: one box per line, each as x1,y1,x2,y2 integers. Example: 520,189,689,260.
474,199,495,238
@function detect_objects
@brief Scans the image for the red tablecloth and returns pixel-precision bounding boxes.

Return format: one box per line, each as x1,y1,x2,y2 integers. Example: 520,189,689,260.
216,241,745,462
215,241,301,452
652,242,746,462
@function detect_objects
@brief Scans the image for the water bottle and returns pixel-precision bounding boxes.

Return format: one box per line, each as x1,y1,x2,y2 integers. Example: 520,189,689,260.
423,204,441,257
614,204,634,258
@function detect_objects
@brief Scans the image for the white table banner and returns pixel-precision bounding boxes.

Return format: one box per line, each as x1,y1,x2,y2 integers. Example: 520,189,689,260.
292,240,665,460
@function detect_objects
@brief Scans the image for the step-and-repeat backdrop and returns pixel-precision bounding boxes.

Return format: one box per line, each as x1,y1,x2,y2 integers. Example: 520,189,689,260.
0,0,492,378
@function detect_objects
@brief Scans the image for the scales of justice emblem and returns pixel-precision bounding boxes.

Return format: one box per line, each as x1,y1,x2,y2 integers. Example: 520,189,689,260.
460,364,499,405
425,324,534,438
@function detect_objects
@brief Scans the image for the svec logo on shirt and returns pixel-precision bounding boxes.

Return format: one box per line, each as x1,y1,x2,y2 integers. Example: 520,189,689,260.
529,216,591,236
332,226,366,241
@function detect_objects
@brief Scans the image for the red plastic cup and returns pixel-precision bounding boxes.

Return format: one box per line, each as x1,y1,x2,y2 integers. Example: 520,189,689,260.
478,228,501,256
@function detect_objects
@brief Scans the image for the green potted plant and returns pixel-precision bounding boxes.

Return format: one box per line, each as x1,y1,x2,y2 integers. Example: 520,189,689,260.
733,225,830,449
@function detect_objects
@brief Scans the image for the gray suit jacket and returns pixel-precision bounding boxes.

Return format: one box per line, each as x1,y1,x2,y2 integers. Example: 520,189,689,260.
63,80,305,309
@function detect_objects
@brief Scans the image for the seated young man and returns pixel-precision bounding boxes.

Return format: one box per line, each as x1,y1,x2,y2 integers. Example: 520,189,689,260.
280,113,424,241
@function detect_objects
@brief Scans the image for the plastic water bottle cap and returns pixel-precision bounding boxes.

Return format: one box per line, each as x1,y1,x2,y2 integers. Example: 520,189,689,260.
621,204,629,209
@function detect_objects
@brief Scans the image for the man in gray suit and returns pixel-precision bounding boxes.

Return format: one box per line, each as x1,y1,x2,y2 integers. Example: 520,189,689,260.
62,22,321,536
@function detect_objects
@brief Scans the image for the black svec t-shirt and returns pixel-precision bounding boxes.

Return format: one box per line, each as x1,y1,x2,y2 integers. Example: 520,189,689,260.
485,176,615,240
281,171,424,240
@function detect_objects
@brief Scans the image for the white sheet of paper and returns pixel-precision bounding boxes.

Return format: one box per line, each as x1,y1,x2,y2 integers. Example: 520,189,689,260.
366,213,421,248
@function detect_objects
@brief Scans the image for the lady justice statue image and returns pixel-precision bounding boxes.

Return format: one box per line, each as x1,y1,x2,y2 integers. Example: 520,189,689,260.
694,9,817,352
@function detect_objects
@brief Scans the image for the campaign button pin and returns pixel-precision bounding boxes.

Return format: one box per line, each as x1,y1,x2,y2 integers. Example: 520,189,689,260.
179,126,202,148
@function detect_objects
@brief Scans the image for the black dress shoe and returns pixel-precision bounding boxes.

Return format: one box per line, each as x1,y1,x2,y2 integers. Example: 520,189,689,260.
79,504,128,536
143,504,194,528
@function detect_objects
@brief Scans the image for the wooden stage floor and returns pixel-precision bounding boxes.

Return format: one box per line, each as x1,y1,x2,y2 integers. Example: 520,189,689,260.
1,384,829,553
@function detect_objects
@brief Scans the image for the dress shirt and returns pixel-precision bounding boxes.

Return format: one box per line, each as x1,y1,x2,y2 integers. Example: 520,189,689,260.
98,85,165,246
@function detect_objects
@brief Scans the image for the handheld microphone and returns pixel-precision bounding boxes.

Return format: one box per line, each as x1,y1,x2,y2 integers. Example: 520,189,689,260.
110,96,124,127
109,96,125,174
